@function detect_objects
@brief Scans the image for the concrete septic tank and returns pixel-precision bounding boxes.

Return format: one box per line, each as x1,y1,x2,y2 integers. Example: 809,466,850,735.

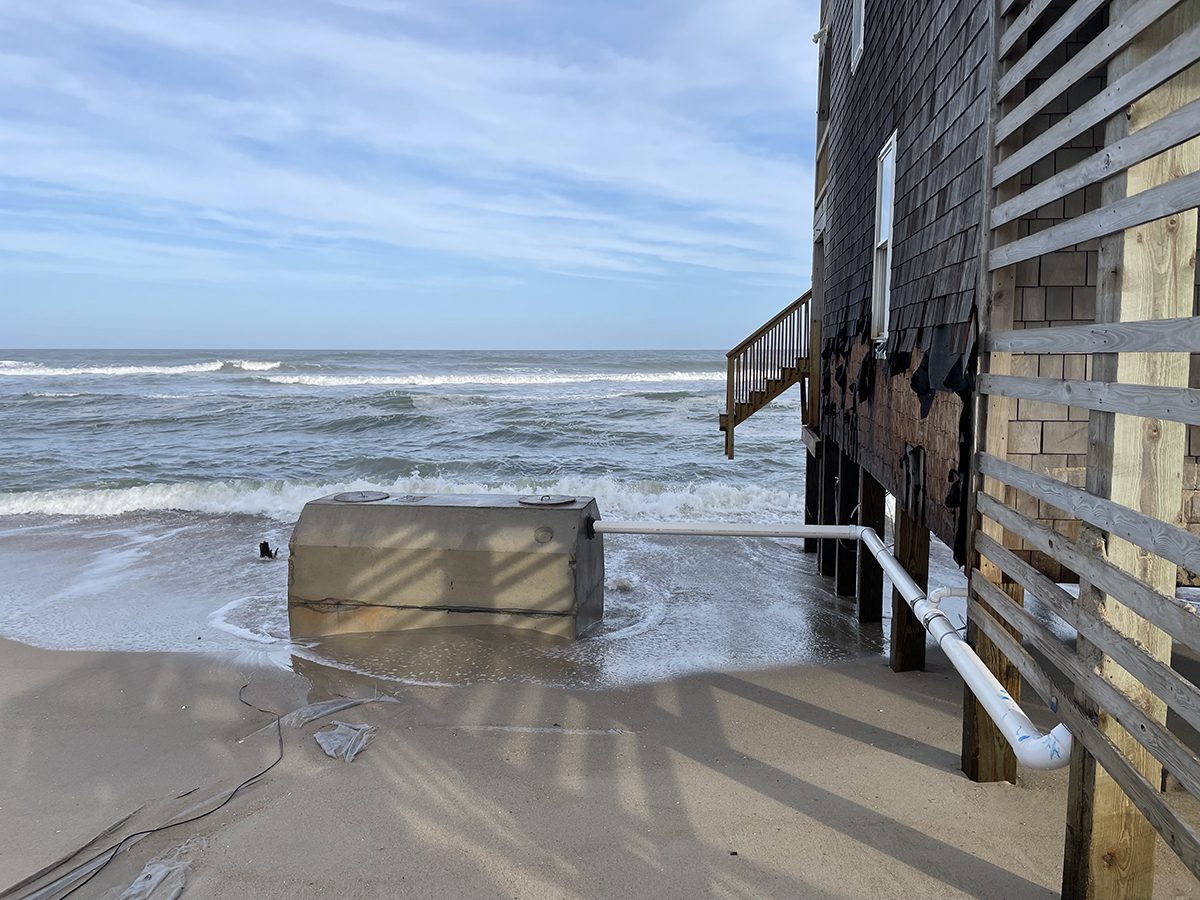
288,492,604,640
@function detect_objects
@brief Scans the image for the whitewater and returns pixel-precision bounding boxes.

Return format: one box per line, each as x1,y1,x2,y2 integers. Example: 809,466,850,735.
0,348,933,686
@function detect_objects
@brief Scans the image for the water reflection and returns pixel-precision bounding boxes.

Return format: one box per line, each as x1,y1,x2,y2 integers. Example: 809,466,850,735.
294,626,601,689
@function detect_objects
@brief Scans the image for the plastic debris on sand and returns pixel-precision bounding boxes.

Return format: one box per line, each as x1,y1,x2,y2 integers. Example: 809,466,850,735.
280,697,373,728
315,722,377,761
119,837,207,899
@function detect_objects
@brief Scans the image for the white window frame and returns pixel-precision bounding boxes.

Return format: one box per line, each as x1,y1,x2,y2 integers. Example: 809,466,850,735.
872,130,898,343
851,0,865,72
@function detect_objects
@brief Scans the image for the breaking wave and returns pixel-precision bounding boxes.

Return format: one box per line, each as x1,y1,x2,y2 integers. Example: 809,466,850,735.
263,371,723,387
223,359,281,371
0,475,806,523
0,359,281,377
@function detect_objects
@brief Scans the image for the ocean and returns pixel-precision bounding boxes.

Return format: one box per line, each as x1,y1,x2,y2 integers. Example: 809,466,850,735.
0,349,936,686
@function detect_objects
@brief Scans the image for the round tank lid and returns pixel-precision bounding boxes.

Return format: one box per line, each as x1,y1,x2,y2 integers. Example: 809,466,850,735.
333,491,390,503
518,494,575,506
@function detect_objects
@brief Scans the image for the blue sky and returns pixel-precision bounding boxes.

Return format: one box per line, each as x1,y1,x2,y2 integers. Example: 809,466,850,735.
1,0,818,349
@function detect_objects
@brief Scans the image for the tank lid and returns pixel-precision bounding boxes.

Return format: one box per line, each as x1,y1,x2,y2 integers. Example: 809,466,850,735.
333,491,390,503
518,495,576,506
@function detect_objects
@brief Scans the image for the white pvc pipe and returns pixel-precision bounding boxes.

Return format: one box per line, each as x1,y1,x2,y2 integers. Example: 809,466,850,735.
854,527,1071,770
592,518,1072,770
927,585,969,607
593,520,853,539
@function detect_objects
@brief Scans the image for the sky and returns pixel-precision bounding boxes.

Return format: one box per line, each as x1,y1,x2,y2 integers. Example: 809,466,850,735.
1,0,819,349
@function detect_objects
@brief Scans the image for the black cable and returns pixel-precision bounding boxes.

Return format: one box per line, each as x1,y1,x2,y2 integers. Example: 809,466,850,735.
52,683,283,900
833,504,863,550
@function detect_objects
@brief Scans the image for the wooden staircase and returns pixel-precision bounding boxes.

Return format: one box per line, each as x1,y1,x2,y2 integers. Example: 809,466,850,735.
719,291,813,458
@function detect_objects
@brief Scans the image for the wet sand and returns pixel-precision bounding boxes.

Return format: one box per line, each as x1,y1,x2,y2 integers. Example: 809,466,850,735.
2,638,1197,899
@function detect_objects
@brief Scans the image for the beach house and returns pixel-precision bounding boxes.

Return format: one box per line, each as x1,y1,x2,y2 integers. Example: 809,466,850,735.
721,0,1200,894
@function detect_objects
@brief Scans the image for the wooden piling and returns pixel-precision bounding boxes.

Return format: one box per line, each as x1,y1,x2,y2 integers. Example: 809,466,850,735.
818,439,838,577
961,0,1022,785
889,503,929,673
857,467,885,622
834,450,860,597
804,446,821,554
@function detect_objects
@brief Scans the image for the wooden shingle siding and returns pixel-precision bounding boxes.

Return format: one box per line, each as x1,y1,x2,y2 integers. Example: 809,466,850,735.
820,0,991,551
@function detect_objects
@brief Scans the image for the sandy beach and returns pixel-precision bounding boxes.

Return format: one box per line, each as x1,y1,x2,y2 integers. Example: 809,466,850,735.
3,637,1197,899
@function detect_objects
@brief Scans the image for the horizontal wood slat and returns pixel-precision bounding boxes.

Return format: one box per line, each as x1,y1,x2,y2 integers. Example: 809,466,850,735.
992,20,1200,185
996,0,1181,127
974,531,1200,739
978,372,1200,426
978,453,1200,573
990,97,1200,227
984,316,1200,353
976,493,1200,649
988,169,1200,269
971,576,1200,798
998,0,1055,60
968,596,1200,880
966,597,1059,721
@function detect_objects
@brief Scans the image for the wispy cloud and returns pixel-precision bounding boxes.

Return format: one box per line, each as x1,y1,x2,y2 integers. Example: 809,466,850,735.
0,0,817,344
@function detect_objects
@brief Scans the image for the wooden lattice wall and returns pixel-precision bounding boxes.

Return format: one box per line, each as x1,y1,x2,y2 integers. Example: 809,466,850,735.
967,0,1200,896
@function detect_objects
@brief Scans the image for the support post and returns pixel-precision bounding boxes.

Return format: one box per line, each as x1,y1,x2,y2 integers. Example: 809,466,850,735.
804,446,820,553
857,467,885,622
1063,5,1197,895
963,0,1022,785
818,439,838,576
961,584,1021,783
889,503,928,673
835,449,859,597
724,354,735,459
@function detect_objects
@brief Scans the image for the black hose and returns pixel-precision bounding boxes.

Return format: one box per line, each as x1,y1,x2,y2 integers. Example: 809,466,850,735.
51,683,284,899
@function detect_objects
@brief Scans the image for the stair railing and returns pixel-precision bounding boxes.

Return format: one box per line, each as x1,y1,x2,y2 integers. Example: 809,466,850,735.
722,290,812,458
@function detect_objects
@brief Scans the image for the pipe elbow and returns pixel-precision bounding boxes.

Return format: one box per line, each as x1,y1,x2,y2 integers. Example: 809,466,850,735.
1011,723,1072,770
926,585,969,607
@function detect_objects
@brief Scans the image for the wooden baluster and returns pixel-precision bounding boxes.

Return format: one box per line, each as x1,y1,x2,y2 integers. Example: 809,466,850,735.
750,344,755,409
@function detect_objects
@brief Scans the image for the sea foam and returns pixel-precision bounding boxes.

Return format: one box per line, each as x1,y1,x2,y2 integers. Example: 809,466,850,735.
0,475,806,523
0,359,281,377
263,371,723,387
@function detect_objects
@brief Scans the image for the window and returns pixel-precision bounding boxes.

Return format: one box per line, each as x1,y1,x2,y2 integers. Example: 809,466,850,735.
851,0,865,71
872,131,897,341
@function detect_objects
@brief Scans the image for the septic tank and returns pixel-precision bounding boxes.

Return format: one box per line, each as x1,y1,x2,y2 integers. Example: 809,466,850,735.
288,492,604,640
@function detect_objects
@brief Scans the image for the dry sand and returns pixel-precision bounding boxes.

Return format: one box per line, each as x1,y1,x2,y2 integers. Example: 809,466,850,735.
1,637,1197,899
